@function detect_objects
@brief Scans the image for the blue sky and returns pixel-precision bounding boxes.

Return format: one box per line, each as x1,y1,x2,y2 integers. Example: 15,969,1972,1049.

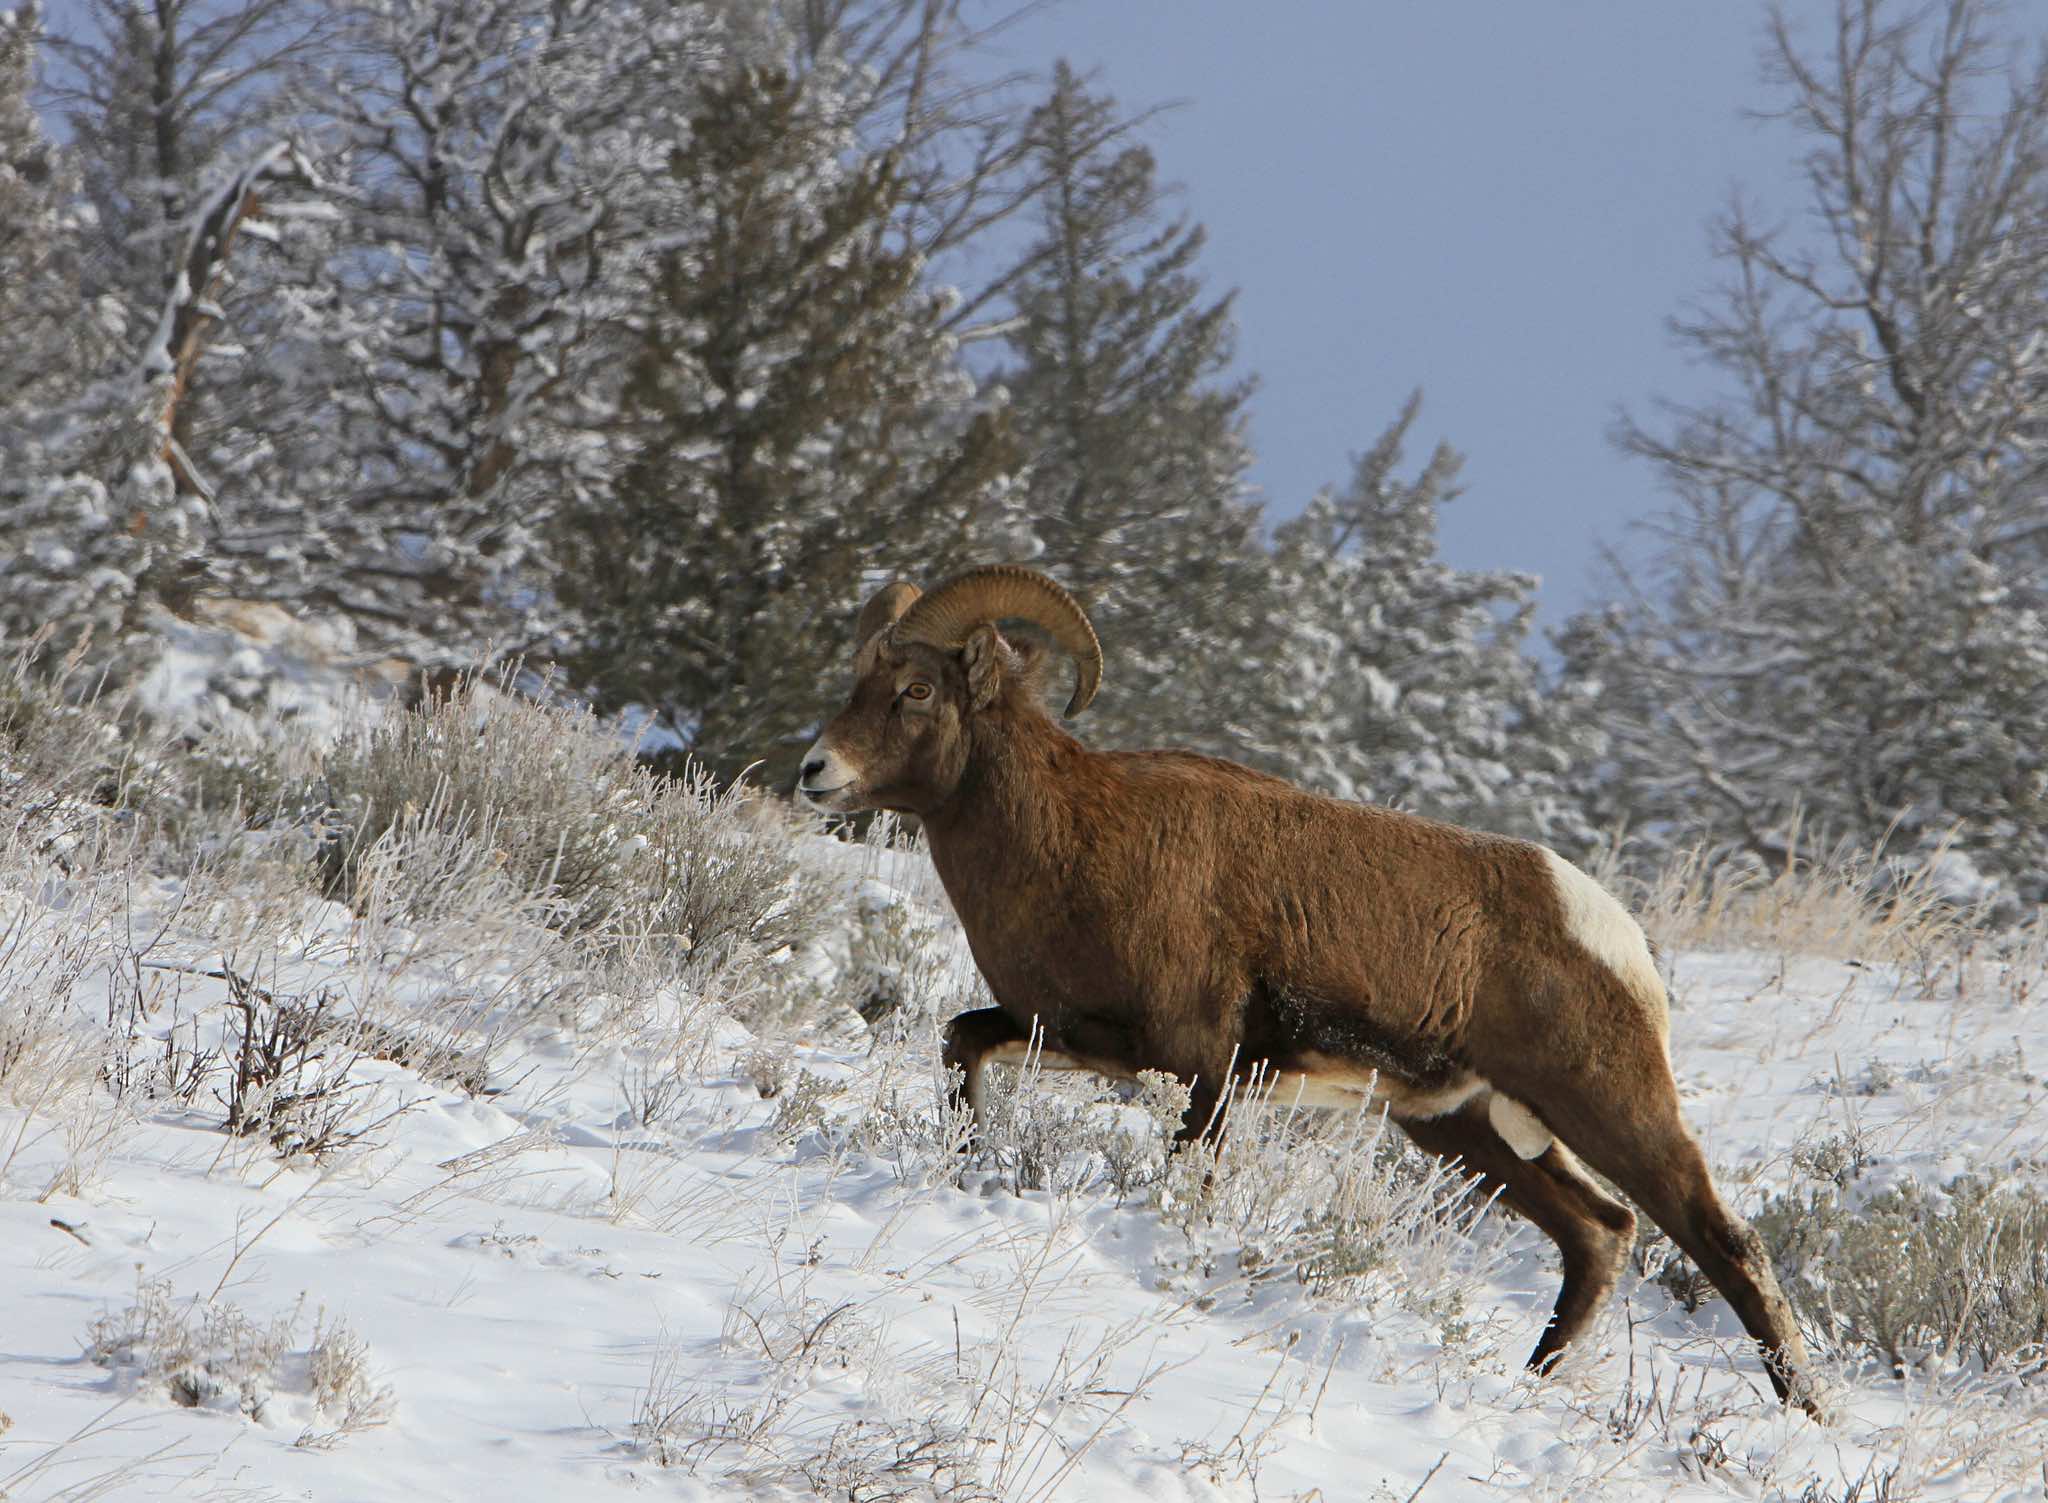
972,1,1811,629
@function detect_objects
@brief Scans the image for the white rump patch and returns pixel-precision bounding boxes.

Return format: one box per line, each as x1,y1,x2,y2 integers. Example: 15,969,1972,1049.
1538,846,1666,1035
1487,1091,1554,1160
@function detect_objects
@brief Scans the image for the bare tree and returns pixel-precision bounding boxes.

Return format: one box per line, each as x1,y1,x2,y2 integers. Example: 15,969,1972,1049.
1595,0,2048,902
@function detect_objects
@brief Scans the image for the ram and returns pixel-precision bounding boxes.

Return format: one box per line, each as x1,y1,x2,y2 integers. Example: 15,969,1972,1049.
799,565,1818,1414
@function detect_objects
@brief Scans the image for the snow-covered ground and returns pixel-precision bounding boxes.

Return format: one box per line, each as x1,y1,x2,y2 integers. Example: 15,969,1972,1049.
3,777,2046,1501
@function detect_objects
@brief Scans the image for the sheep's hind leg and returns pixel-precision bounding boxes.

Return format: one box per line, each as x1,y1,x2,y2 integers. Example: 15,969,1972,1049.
1396,1096,1635,1369
1511,1035,1824,1419
1588,1127,1818,1415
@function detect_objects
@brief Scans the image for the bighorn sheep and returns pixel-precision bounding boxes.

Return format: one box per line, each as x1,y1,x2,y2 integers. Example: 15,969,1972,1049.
798,565,1818,1414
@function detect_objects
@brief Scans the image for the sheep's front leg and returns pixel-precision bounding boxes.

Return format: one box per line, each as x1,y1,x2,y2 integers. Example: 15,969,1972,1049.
940,1007,1108,1142
941,1007,1029,1131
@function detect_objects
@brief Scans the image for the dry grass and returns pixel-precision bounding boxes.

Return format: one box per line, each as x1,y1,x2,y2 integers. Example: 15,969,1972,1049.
1587,817,1967,971
1155,1068,1512,1333
628,1222,1181,1501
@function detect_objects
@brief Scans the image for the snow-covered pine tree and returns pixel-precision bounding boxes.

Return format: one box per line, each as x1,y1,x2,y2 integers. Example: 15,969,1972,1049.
547,58,1018,788
42,0,330,481
1597,0,2048,904
0,4,199,658
0,3,91,418
1,137,327,662
1242,397,1596,848
228,0,722,658
751,0,1074,343
994,61,1265,756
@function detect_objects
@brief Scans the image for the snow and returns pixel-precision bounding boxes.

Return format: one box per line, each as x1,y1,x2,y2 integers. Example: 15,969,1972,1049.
2,811,2046,1501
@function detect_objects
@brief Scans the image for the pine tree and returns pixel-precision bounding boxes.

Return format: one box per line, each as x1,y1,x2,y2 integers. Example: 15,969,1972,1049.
995,62,1263,755
548,60,1018,787
0,3,193,658
214,0,721,656
1599,0,2048,903
1243,398,1596,847
0,3,92,417
753,0,1078,340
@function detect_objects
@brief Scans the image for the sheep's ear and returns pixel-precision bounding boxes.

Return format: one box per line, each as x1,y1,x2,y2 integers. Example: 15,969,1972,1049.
961,623,1006,710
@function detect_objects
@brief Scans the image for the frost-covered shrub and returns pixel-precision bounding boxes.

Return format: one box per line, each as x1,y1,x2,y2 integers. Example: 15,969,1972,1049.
0,978,90,1109
123,739,339,893
989,1071,1122,1198
633,762,841,1003
164,732,324,838
0,633,329,876
317,676,843,1001
97,960,467,1164
843,1053,976,1190
1161,1079,1504,1327
0,906,107,1141
960,1045,1505,1328
766,1069,837,1143
1100,1071,1191,1203
212,977,407,1162
85,1276,295,1418
1756,1173,2048,1379
317,676,653,930
299,1312,398,1447
956,1056,1186,1202
84,1277,393,1442
0,636,145,848
835,887,951,1030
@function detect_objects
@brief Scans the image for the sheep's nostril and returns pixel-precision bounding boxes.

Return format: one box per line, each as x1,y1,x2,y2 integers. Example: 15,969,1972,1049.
800,758,826,784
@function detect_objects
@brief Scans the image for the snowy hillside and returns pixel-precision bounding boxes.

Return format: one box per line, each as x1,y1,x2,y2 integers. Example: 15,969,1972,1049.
2,681,2046,1503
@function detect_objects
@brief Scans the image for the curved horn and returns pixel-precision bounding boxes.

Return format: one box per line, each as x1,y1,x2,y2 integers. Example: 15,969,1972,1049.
893,565,1102,718
855,580,922,652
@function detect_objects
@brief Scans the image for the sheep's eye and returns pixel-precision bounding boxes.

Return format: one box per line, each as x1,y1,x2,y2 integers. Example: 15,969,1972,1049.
903,682,933,703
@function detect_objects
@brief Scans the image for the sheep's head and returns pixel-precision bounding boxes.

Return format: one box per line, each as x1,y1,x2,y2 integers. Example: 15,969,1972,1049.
797,566,1101,816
